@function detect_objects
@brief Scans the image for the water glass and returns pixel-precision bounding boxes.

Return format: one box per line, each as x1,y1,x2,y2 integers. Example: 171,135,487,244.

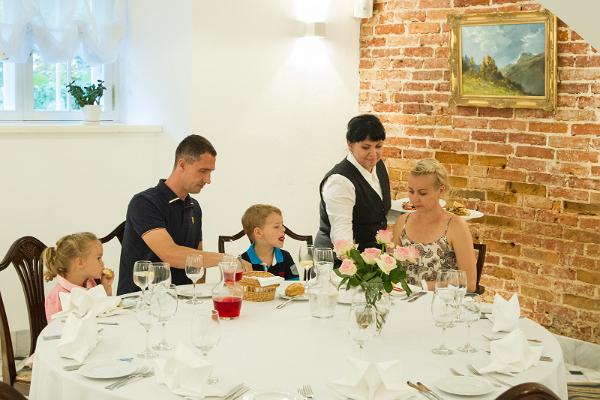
431,291,458,355
133,260,152,304
348,303,376,351
313,247,334,268
448,269,468,305
191,309,221,384
135,299,158,359
151,284,178,351
298,245,314,282
185,254,205,305
149,262,171,292
457,296,481,353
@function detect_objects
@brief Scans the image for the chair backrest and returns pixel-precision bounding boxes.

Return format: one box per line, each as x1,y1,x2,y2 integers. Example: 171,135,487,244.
473,242,486,295
218,225,313,254
495,382,560,400
0,381,27,400
0,236,48,385
0,292,16,386
99,221,126,244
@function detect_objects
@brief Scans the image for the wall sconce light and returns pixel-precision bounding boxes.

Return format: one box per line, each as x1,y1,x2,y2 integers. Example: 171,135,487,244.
304,22,326,37
354,0,373,18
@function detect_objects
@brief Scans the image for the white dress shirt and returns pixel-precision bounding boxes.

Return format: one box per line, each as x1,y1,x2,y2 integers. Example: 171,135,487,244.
321,153,383,245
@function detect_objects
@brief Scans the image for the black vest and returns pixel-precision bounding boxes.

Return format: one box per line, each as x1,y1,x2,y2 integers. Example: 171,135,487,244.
315,158,391,251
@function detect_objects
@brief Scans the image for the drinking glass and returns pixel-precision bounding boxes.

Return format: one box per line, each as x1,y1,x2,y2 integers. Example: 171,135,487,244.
448,269,468,306
457,296,481,353
298,245,314,282
313,247,334,269
135,299,158,359
149,262,171,292
185,254,205,305
191,309,221,384
348,303,376,352
431,291,458,355
133,260,152,304
151,284,178,351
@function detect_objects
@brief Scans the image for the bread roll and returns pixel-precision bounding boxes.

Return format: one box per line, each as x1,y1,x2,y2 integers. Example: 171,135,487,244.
285,282,305,297
102,268,114,279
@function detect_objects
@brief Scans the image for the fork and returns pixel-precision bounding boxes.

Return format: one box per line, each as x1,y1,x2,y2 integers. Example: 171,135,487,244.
105,367,150,390
467,364,511,388
298,384,314,398
450,368,501,388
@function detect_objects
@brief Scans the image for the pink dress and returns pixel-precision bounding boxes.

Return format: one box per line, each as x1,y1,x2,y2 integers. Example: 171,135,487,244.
45,275,97,322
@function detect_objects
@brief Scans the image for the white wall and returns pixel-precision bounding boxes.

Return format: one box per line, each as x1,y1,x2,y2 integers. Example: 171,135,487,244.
1,0,359,336
538,0,600,51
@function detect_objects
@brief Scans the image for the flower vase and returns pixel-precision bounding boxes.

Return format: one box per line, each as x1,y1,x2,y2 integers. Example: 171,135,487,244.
352,282,391,334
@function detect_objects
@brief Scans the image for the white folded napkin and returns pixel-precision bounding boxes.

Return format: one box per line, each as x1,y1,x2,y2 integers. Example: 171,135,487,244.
480,329,543,374
55,285,121,320
253,275,284,287
491,293,520,333
330,357,417,400
155,344,236,398
56,311,98,363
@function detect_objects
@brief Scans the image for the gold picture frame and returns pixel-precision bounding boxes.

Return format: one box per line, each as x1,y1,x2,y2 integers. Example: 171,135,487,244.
448,10,557,111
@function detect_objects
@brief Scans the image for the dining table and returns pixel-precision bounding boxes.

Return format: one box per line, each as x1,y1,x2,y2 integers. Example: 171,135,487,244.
29,282,568,400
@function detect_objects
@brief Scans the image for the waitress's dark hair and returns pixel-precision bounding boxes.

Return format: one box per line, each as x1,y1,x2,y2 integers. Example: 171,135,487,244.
346,114,386,143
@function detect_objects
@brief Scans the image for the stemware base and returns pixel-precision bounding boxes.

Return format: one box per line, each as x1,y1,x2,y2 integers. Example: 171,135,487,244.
186,298,204,305
432,345,453,355
457,344,477,353
207,375,219,385
153,341,175,351
137,349,158,359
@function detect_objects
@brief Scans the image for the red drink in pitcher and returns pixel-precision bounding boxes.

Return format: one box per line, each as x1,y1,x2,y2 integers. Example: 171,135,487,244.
213,296,242,319
223,271,243,284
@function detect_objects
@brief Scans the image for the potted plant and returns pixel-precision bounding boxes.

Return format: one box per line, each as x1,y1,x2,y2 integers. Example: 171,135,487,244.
66,80,107,123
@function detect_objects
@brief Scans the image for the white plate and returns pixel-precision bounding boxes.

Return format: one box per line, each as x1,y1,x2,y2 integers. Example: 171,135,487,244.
176,284,213,298
118,297,138,309
279,293,309,301
391,198,446,213
241,390,303,400
79,359,139,379
463,209,484,220
434,376,494,396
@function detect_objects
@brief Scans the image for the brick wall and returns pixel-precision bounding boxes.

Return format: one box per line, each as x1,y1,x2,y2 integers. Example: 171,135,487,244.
360,0,600,343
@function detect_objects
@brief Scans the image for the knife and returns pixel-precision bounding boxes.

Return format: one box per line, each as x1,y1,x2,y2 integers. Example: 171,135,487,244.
417,382,444,400
407,291,427,302
407,381,435,400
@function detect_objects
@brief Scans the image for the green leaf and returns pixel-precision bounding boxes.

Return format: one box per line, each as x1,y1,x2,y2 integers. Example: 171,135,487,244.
383,281,392,293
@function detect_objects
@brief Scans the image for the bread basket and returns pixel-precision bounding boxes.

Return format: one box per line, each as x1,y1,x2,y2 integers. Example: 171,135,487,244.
239,271,280,302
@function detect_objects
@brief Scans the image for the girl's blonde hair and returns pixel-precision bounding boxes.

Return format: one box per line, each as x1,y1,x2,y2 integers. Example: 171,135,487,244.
42,232,99,282
241,204,282,243
410,158,450,190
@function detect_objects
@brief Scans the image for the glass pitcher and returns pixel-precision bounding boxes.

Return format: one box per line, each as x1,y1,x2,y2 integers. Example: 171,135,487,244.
307,251,338,319
212,259,243,320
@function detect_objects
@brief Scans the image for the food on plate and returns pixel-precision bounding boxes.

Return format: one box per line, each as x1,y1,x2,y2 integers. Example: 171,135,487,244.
102,268,114,279
446,201,470,216
285,283,305,297
402,201,416,210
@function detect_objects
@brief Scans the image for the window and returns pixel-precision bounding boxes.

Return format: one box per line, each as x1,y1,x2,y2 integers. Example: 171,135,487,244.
0,51,116,121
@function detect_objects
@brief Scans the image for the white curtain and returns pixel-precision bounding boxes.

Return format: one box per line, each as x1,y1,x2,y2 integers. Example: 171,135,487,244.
0,0,126,64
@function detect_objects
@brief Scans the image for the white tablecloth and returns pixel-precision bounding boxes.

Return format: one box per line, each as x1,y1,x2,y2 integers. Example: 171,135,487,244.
30,284,568,399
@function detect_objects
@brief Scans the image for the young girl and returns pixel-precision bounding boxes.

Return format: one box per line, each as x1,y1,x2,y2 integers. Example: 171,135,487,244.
43,232,114,322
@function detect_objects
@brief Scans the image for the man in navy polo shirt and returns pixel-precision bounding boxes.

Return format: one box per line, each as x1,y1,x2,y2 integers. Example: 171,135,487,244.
117,135,233,295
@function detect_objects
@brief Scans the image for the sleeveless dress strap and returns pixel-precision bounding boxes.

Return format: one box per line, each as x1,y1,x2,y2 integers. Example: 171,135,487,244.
444,215,453,235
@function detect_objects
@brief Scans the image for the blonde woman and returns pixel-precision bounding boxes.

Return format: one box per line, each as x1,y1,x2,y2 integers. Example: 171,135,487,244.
392,159,476,292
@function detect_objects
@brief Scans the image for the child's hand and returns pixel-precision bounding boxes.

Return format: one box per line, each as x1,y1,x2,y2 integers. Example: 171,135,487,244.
101,268,115,295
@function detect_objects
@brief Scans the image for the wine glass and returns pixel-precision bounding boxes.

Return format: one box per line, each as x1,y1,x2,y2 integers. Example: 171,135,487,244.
348,303,376,352
135,298,158,359
449,269,468,306
191,309,221,384
431,291,458,355
185,254,205,305
298,245,314,282
314,247,334,269
133,260,152,304
149,262,171,293
151,284,178,351
457,296,481,353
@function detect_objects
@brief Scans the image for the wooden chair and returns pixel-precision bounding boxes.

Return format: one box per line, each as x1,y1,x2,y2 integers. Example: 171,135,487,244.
0,381,27,400
99,221,126,244
218,225,313,253
496,382,560,400
474,242,486,295
0,236,48,394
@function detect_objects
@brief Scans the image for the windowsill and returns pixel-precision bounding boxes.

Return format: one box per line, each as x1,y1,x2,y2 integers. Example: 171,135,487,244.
0,122,163,134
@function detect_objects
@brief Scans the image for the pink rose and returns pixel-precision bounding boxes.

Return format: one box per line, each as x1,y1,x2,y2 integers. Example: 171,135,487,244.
339,259,357,276
334,239,355,256
393,246,420,264
361,248,382,264
376,229,394,245
376,254,397,275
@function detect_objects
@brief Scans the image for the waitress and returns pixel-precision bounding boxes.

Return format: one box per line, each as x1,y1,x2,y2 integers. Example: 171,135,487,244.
315,114,391,252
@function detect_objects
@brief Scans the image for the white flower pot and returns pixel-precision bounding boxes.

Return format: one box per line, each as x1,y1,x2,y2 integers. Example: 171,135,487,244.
83,104,102,123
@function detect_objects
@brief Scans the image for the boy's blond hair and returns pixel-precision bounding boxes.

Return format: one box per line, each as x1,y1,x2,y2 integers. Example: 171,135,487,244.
42,232,99,282
241,204,282,243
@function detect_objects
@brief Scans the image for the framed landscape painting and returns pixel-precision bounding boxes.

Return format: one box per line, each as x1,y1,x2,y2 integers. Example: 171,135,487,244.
448,10,557,111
